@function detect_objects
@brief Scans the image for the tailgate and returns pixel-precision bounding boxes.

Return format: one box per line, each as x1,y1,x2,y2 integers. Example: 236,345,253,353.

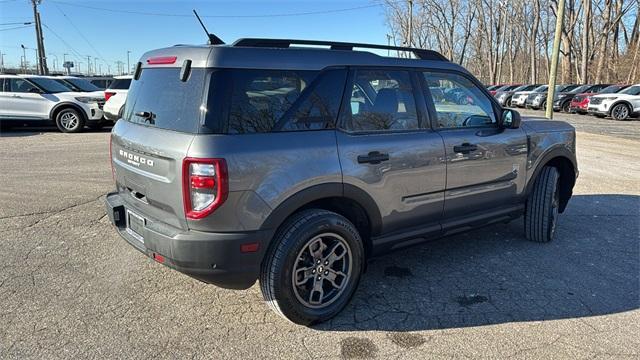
111,120,194,230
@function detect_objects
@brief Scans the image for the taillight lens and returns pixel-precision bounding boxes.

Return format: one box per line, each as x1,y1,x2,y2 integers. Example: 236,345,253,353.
182,158,228,220
105,91,116,101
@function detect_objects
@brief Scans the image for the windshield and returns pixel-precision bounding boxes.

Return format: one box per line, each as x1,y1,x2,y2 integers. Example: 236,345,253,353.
65,78,100,92
569,85,590,94
29,77,73,93
52,79,81,92
619,85,640,95
598,85,626,94
558,85,578,92
533,85,548,93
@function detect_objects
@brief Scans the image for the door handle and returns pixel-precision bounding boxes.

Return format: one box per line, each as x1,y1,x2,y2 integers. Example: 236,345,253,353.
357,151,389,164
453,143,478,154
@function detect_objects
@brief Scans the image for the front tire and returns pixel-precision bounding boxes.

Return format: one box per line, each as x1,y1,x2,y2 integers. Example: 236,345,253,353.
525,166,560,243
55,108,85,133
260,209,364,325
611,103,631,121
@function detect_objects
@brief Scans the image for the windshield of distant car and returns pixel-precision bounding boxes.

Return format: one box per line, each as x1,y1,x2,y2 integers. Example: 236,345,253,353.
533,85,547,92
568,85,591,93
618,85,640,95
52,79,81,91
28,77,73,93
598,85,626,93
559,85,578,92
65,78,100,92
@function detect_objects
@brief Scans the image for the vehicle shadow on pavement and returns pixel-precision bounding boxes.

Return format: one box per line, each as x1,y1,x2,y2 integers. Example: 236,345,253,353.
317,194,639,332
0,125,112,137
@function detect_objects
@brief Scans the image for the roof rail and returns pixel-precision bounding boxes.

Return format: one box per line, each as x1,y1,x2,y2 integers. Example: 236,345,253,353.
232,38,449,61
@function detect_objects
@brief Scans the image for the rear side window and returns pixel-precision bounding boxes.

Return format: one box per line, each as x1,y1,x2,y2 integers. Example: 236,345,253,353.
124,68,207,133
109,78,131,90
207,69,347,133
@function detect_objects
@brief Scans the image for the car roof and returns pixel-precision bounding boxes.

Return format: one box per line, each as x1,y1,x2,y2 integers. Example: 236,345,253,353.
137,38,467,74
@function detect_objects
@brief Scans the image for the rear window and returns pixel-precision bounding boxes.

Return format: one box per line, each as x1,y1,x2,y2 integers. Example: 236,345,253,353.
123,68,207,133
109,78,131,90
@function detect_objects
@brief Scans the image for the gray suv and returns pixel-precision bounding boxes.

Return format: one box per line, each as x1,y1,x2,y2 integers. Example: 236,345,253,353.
106,38,578,325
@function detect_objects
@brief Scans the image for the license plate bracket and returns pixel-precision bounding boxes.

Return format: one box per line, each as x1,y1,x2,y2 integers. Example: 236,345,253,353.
126,210,145,243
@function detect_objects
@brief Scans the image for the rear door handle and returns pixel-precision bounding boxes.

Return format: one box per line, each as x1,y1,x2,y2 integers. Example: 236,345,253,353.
357,151,389,164
453,143,478,154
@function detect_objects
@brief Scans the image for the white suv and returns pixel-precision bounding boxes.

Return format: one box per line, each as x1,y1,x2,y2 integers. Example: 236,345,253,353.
103,75,132,122
0,74,104,132
588,84,640,120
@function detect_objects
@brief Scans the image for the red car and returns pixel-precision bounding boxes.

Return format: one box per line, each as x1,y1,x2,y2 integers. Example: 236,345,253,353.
570,84,629,114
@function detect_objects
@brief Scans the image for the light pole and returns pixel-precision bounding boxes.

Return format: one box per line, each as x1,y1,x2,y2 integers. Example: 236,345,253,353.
50,53,58,72
127,50,131,74
86,55,91,75
20,44,27,73
0,52,4,73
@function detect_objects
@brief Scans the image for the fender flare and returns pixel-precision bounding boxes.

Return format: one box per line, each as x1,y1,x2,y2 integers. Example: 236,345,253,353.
259,183,383,236
525,146,577,207
49,102,88,122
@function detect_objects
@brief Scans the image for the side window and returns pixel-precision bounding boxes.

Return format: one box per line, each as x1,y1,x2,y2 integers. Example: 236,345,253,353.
277,69,347,131
8,79,39,93
423,72,496,129
341,69,419,132
0,79,6,92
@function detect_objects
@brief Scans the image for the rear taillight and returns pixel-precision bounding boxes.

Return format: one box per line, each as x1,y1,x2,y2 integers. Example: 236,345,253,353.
182,158,228,220
105,91,116,101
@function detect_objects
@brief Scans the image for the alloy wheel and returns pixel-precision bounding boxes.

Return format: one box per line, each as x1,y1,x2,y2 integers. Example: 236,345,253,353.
612,104,629,120
292,232,353,309
59,111,80,131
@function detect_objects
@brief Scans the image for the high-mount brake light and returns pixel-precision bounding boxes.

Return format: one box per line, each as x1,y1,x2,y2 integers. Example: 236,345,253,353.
182,158,228,220
147,56,177,65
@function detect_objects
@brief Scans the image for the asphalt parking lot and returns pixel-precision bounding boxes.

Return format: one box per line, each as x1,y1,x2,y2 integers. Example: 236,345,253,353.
1,112,638,359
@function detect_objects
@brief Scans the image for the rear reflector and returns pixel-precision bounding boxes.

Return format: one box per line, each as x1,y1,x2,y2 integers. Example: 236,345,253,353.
240,243,259,253
147,56,177,65
153,253,165,263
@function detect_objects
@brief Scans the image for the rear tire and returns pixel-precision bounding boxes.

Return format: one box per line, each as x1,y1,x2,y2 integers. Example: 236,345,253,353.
525,166,560,243
260,209,364,325
55,108,85,133
561,101,571,113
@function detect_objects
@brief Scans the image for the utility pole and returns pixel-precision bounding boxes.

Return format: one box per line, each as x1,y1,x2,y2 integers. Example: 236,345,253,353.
94,57,98,75
31,0,49,74
0,52,4,73
86,55,91,75
20,44,27,73
127,50,131,74
408,0,413,47
546,0,566,119
386,34,392,56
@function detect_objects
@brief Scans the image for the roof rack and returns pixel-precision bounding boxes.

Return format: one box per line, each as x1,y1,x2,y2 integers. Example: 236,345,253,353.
232,38,448,62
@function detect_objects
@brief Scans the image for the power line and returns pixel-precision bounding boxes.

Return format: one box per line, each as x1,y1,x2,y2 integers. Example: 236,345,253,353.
41,23,84,62
0,22,32,26
51,2,108,67
0,25,32,31
50,0,383,18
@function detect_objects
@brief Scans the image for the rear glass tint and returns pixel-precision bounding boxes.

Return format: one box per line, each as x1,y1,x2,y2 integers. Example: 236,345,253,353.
124,68,207,133
109,78,131,90
207,69,346,133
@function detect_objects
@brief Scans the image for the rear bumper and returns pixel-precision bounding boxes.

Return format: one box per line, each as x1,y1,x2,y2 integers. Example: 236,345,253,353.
105,192,271,289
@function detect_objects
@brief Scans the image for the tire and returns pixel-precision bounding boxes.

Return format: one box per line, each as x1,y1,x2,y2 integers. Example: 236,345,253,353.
540,100,547,111
610,103,631,121
525,166,560,243
260,209,364,325
506,97,513,108
55,108,85,133
561,101,571,113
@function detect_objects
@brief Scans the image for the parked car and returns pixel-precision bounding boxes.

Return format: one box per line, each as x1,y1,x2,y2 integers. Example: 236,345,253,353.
511,85,547,108
489,84,521,96
495,84,541,107
105,38,577,325
103,75,132,122
570,84,629,114
87,76,115,90
552,84,610,113
588,84,640,120
0,74,104,132
525,84,578,110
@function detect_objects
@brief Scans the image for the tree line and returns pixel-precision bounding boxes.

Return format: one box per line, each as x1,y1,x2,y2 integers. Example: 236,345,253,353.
384,0,640,85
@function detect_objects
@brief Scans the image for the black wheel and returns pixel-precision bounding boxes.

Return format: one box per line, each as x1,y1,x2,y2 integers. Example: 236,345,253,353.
55,108,85,133
561,101,571,113
260,209,364,325
525,166,560,243
610,103,631,121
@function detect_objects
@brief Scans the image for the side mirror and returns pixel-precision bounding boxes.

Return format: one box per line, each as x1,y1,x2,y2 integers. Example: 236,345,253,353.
501,109,521,129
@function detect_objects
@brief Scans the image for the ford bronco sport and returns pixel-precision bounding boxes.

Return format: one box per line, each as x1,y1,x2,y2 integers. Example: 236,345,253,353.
106,38,578,325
